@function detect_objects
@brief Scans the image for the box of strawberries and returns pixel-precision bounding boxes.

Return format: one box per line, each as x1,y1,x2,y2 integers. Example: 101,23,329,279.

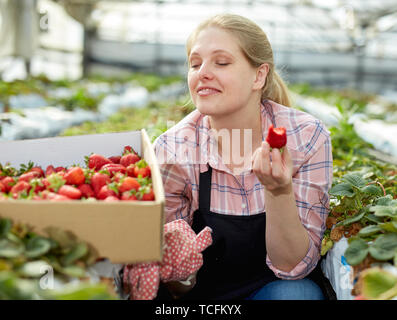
0,129,165,264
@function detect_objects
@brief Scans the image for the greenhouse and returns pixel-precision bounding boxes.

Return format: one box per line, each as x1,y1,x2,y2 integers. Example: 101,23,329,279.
1,0,397,306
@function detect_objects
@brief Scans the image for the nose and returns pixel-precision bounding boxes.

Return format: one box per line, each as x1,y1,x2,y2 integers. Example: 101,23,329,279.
198,62,214,81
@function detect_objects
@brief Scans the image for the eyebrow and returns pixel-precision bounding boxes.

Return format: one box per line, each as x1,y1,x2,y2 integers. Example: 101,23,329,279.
189,49,233,58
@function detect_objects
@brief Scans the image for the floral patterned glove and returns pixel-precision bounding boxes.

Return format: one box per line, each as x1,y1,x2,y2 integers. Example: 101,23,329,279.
122,219,212,300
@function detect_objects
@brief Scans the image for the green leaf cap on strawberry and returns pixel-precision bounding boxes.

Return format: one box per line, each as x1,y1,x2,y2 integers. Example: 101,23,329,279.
266,124,287,149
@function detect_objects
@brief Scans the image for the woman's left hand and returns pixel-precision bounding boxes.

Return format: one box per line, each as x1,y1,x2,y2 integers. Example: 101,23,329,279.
252,141,293,195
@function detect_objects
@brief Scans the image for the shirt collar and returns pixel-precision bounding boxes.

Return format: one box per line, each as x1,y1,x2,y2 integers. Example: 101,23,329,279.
197,101,274,175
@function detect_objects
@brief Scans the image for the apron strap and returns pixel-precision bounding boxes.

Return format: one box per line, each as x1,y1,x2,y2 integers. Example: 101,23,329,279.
199,165,212,215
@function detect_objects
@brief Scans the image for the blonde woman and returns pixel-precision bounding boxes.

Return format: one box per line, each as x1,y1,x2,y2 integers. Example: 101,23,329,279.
154,14,333,300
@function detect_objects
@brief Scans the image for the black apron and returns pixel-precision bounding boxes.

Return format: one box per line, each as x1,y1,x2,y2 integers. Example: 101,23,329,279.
182,165,278,300
155,166,334,300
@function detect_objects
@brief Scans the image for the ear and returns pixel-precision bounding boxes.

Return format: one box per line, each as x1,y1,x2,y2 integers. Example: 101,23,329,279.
253,63,269,91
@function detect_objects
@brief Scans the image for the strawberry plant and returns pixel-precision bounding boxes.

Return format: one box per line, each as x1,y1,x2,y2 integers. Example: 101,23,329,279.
0,216,116,300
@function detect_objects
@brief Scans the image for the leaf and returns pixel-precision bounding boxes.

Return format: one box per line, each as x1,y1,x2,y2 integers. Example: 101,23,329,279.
375,196,393,206
18,260,51,278
0,218,12,238
321,237,334,256
361,185,383,197
329,182,354,197
365,213,384,224
370,206,397,218
358,225,382,237
57,265,86,278
361,267,397,299
338,210,366,226
379,221,397,233
60,243,88,266
50,282,115,300
344,238,369,266
342,173,367,188
44,227,77,249
369,233,397,261
362,171,375,180
0,238,24,258
25,237,52,259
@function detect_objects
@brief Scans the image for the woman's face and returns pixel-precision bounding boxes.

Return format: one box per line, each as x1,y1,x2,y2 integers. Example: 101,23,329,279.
188,27,262,118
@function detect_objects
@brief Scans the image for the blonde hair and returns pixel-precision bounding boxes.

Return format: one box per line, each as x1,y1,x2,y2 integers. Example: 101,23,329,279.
186,14,291,107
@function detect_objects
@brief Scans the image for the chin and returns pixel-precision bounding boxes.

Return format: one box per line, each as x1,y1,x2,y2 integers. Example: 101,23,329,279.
195,100,223,116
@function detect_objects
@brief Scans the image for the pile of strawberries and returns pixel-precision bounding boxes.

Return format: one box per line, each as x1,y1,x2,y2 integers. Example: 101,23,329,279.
0,146,155,202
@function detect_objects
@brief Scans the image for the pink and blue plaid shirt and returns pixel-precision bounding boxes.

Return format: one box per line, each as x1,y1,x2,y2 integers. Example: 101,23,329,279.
153,99,333,280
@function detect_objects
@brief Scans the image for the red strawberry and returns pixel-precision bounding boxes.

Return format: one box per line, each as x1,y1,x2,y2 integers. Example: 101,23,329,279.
266,124,287,149
97,185,118,200
109,156,121,164
101,163,126,177
42,173,66,192
2,176,15,193
120,153,140,168
31,178,45,193
123,146,133,154
112,172,125,183
133,160,151,178
119,177,140,193
46,165,56,176
91,172,111,196
32,195,44,201
10,181,31,195
29,166,44,177
78,183,95,198
121,191,137,201
50,194,72,201
0,181,5,193
64,167,85,186
126,164,136,177
87,154,112,171
104,196,119,202
19,171,41,183
58,185,82,200
55,166,66,173
141,187,155,201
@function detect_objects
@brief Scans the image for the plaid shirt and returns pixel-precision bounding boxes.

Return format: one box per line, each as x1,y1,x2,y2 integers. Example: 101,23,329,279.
153,100,333,280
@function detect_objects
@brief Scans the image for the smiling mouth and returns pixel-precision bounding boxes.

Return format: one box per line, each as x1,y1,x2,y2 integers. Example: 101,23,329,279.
197,87,221,96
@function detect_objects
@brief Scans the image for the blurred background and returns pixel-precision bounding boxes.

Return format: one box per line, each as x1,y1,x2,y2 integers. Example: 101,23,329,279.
1,0,397,160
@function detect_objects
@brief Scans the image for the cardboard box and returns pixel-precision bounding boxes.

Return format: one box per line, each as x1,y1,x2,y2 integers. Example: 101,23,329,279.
0,129,165,264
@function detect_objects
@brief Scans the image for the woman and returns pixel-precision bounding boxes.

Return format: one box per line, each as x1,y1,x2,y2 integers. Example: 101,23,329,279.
153,13,333,300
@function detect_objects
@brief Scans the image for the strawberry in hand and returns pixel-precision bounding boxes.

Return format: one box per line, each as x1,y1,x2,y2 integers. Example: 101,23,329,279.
266,124,287,149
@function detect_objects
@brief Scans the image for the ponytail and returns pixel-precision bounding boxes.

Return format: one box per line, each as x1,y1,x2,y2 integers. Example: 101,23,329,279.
262,70,292,107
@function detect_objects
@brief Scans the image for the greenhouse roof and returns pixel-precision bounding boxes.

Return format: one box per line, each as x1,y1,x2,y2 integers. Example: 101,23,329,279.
89,0,397,57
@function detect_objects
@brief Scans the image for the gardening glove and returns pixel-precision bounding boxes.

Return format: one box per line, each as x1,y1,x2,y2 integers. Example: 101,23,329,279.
122,219,212,300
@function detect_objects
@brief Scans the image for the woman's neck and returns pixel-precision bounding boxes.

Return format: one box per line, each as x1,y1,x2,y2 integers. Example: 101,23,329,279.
208,102,263,174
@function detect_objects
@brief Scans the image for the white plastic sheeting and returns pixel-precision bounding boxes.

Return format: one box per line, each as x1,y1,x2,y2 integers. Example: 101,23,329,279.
321,237,354,300
0,82,186,141
296,94,397,158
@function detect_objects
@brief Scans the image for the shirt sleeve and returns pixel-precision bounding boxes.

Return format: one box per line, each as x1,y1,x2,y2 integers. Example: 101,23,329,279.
266,121,333,279
153,134,193,224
